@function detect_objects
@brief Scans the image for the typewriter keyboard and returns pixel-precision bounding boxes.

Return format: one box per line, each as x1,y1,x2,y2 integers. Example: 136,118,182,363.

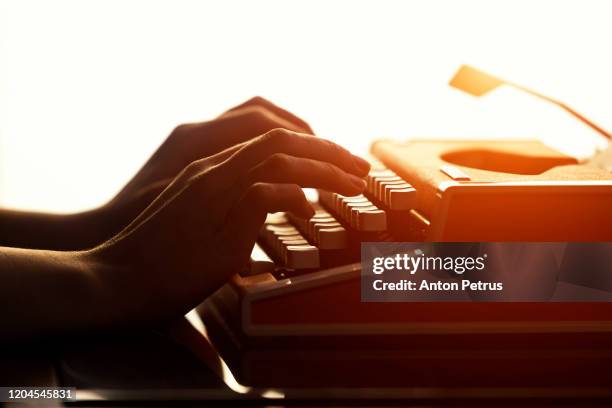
249,162,419,276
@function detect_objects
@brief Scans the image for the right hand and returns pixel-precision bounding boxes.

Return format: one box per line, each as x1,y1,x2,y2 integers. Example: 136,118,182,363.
92,97,315,248
87,128,370,324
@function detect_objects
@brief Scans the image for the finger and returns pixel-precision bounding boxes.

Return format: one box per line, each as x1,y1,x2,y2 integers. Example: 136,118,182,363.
224,96,314,134
219,129,371,182
184,106,308,161
216,105,307,133
215,154,367,218
144,129,369,222
221,183,313,258
244,154,367,197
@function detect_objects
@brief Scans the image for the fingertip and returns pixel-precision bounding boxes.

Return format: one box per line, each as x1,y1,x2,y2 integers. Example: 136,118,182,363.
303,123,315,135
344,176,367,196
351,155,371,176
293,201,315,220
303,201,316,219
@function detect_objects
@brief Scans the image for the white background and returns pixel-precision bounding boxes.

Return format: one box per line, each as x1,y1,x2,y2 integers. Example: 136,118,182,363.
1,0,611,212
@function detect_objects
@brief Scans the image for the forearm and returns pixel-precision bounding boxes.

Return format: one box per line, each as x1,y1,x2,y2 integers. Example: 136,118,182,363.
0,208,115,250
0,247,114,342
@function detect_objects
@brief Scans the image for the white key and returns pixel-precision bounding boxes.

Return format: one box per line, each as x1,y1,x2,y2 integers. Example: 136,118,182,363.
267,225,298,234
345,201,375,226
280,238,308,259
312,211,333,219
309,220,339,241
377,178,404,201
265,212,289,225
333,193,344,210
388,185,417,210
317,226,348,249
337,194,364,213
262,224,293,249
383,182,412,202
269,227,300,249
357,209,387,231
277,234,304,253
285,245,320,269
367,170,396,193
376,176,402,200
348,204,375,227
279,236,307,245
342,194,369,202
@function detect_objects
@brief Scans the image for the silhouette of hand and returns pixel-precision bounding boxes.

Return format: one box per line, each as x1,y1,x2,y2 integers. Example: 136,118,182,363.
98,97,315,243
88,128,369,322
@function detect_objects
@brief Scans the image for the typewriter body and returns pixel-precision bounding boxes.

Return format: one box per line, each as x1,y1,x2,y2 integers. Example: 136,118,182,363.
199,139,612,353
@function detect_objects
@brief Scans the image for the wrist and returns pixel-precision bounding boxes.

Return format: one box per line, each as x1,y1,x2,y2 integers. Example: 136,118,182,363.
0,247,117,341
57,249,120,329
0,207,119,251
80,240,157,327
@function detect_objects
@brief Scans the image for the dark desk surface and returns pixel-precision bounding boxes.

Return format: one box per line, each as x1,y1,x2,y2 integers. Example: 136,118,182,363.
3,311,612,407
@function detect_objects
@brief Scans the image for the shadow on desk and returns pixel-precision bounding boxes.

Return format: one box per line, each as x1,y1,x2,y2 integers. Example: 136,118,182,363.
3,314,612,406
0,317,228,396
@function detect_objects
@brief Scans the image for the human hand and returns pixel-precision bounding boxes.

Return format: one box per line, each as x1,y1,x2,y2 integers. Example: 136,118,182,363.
0,97,314,252
97,97,315,244
87,129,369,323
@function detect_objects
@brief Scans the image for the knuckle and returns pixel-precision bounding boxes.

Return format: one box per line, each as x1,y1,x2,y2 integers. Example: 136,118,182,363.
171,123,191,137
323,161,335,173
324,161,342,179
182,158,208,180
248,95,266,105
266,153,291,172
264,128,291,145
325,138,351,164
241,105,268,121
168,123,197,148
288,183,304,196
190,172,207,187
323,137,343,154
185,158,202,172
248,182,271,202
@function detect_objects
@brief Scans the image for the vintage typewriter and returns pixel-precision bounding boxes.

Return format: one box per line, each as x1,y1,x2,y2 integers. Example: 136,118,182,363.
198,67,612,382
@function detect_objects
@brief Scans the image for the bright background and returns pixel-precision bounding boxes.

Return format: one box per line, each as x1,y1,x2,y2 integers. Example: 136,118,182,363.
1,0,611,213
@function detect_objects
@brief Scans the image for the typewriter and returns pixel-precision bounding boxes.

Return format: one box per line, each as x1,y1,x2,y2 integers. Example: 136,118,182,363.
198,67,612,381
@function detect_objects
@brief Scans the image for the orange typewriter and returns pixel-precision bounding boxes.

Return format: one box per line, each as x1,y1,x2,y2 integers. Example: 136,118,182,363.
198,66,612,352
